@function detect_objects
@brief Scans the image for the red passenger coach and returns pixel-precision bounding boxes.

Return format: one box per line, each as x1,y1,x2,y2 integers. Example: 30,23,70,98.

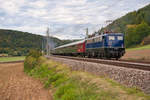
77,42,85,53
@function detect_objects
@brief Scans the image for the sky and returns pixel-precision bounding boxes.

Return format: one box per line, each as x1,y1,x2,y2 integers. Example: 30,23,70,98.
0,0,150,39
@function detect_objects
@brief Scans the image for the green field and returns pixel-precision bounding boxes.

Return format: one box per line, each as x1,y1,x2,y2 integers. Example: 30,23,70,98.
127,44,150,51
0,56,25,62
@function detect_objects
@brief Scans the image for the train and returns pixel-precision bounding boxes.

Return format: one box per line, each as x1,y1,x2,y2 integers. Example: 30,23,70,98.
51,33,125,59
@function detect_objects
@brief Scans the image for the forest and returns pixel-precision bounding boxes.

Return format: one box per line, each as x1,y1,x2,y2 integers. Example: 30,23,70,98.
0,29,74,56
100,4,150,47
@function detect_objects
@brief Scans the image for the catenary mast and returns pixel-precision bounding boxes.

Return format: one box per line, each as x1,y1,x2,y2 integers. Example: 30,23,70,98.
46,27,50,56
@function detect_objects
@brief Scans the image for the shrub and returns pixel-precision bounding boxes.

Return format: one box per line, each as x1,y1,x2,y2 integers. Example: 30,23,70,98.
27,50,42,59
45,73,67,88
24,50,43,73
54,82,77,100
24,56,37,72
37,56,47,66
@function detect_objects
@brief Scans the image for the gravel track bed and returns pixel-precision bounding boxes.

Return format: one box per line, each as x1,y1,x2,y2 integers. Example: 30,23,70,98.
50,56,150,94
53,55,150,71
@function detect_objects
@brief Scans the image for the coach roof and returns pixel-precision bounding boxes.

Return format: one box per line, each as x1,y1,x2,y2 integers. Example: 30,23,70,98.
54,40,85,50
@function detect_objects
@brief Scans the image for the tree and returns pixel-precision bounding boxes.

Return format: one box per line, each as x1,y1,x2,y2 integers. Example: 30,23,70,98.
125,22,150,47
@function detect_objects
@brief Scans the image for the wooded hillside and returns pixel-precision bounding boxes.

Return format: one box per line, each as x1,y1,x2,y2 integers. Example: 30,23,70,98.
0,29,74,56
101,4,150,47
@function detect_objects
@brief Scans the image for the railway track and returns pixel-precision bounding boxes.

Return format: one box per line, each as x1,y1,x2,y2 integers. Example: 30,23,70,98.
52,55,150,71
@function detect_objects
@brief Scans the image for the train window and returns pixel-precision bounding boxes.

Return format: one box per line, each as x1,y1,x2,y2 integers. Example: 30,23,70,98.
108,36,115,40
99,37,102,41
93,39,95,42
94,37,101,42
87,40,89,43
87,39,93,43
97,38,99,42
118,36,123,40
94,38,98,42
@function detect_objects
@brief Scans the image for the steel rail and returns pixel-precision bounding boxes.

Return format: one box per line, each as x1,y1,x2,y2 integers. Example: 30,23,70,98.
52,56,150,71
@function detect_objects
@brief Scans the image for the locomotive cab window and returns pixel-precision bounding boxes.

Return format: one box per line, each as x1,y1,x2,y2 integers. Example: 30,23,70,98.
117,36,123,40
108,36,115,40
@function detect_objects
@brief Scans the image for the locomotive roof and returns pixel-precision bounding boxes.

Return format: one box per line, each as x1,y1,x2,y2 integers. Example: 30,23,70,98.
104,33,124,35
54,40,85,50
86,33,124,40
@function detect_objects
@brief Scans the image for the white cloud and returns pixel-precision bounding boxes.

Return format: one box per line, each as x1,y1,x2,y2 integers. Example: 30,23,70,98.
41,1,108,25
0,17,5,21
62,0,87,6
24,9,48,18
0,0,26,14
0,0,150,39
29,0,48,8
47,6,74,23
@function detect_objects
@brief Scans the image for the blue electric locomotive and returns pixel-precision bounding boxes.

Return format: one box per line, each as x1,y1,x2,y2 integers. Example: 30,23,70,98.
51,33,125,59
85,33,125,59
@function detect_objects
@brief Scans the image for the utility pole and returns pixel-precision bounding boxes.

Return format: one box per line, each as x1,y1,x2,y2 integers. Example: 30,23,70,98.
42,36,46,55
46,27,50,56
105,20,113,32
86,28,88,39
41,37,44,55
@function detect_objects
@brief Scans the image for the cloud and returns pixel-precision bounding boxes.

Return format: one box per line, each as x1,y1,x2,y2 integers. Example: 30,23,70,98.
0,0,26,14
23,9,48,18
0,0,150,39
29,0,48,8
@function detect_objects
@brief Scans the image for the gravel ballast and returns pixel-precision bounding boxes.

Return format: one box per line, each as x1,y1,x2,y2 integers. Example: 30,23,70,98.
50,56,150,94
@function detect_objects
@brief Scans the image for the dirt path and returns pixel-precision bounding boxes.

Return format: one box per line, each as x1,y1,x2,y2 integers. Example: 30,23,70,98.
0,62,53,100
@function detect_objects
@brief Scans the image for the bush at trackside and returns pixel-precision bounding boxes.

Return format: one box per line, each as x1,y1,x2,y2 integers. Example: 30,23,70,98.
24,56,37,72
24,50,45,72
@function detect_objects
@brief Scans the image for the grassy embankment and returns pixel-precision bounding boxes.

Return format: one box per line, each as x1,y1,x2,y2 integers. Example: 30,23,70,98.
122,44,150,61
0,56,25,62
24,51,150,100
127,44,150,51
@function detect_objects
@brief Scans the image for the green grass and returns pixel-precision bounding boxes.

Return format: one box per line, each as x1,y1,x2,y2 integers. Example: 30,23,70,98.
25,57,150,100
26,60,119,100
106,78,150,99
127,44,150,51
0,56,25,62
